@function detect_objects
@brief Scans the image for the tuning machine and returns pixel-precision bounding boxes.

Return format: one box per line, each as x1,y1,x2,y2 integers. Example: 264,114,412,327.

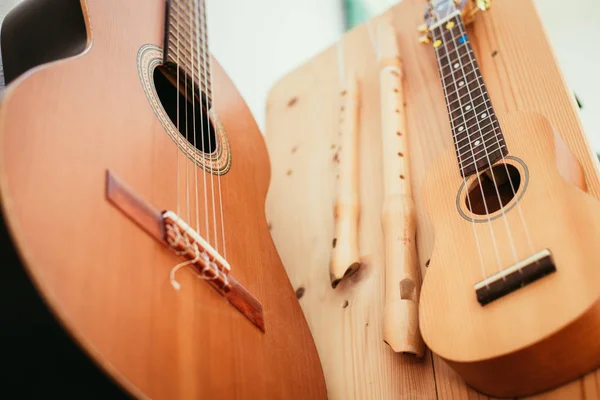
417,24,431,44
463,0,492,24
476,0,492,10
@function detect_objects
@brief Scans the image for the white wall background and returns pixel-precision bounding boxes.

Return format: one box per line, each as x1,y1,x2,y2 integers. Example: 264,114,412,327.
1,0,599,150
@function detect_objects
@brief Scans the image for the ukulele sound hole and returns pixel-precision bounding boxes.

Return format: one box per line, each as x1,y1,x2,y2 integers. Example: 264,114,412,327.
153,66,217,154
466,163,521,215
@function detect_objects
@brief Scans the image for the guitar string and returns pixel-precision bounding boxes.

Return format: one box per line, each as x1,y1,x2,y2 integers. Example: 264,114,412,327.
183,5,191,228
434,8,504,277
453,17,537,262
200,0,220,256
189,0,201,240
443,15,519,267
203,0,227,259
190,0,211,245
176,0,181,216
169,1,194,290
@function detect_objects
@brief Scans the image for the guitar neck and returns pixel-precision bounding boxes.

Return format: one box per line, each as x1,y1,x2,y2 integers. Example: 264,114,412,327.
164,0,212,104
430,12,507,177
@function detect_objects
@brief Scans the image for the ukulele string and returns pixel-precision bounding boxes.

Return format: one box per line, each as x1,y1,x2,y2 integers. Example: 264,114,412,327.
434,8,503,278
445,15,519,268
200,0,221,257
430,22,487,281
454,17,536,261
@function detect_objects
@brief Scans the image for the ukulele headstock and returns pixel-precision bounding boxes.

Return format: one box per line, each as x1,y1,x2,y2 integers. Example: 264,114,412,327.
418,0,492,44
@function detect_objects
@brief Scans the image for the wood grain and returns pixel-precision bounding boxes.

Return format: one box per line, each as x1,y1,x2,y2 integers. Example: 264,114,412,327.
0,0,326,398
265,0,600,398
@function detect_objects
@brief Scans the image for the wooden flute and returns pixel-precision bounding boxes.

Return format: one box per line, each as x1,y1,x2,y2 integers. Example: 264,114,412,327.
330,73,361,287
379,23,425,357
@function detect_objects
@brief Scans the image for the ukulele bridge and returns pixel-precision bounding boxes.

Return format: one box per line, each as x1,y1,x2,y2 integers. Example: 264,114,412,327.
474,249,556,306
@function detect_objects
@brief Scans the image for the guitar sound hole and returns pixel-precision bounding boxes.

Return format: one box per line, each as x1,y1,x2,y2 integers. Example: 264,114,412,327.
153,66,217,154
466,164,521,215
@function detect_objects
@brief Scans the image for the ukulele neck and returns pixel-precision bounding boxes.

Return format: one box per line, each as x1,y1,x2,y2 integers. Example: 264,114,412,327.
430,12,507,177
163,0,212,104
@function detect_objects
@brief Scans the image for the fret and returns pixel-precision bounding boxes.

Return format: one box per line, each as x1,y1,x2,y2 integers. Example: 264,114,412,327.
442,67,476,86
164,0,212,104
447,90,486,110
167,34,208,61
454,119,499,143
430,13,507,177
457,132,503,153
167,37,208,66
450,101,491,125
442,76,484,101
459,145,507,170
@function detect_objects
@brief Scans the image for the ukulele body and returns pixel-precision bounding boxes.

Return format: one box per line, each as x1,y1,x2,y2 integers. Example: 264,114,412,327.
0,0,326,398
420,111,600,397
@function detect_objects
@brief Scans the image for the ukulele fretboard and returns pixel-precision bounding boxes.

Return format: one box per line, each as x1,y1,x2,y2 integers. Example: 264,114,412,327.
430,13,507,177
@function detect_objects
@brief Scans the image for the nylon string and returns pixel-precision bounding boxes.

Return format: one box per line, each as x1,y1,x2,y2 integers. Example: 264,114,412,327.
199,0,221,256
444,17,519,268
434,9,503,278
193,0,211,245
453,17,537,264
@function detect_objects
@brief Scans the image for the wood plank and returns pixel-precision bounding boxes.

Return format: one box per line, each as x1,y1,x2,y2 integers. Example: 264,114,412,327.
265,0,600,399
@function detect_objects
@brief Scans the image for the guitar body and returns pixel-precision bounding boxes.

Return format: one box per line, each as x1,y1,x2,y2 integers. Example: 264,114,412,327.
420,111,600,397
0,0,326,398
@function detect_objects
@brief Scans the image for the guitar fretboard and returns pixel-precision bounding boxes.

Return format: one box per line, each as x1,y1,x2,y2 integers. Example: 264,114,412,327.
430,13,507,177
164,0,212,104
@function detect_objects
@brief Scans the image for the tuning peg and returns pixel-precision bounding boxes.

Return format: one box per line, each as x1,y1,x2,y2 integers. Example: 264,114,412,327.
417,24,429,33
476,0,492,10
418,35,431,45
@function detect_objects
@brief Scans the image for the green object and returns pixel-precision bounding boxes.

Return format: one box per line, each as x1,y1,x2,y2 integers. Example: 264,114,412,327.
343,0,372,30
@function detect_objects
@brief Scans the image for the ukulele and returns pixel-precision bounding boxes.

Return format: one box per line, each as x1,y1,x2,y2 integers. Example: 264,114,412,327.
417,0,600,397
0,0,326,398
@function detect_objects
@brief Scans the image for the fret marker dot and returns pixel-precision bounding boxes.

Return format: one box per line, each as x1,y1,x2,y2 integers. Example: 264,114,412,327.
459,81,465,87
465,105,471,111
458,126,464,132
475,140,481,146
454,63,460,69
434,39,442,48
481,113,487,119
458,35,468,44
446,21,455,30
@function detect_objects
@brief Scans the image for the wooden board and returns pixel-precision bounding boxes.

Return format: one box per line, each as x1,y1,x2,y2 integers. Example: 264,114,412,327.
265,0,600,399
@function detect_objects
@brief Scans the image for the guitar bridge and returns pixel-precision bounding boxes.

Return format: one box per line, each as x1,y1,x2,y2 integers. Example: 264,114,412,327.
474,249,556,306
105,170,265,332
163,211,231,293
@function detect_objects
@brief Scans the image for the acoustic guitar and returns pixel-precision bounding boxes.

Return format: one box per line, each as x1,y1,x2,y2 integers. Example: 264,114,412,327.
417,0,600,397
0,0,326,398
